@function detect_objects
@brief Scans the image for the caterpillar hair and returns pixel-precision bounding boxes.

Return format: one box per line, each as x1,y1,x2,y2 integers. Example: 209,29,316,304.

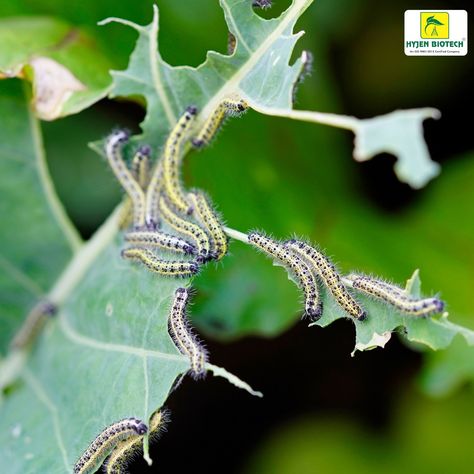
121,248,199,278
346,273,445,317
104,410,169,474
151,106,197,216
105,130,146,229
131,145,151,189
285,240,366,321
125,230,197,256
73,417,147,474
191,98,248,149
168,287,208,379
159,195,211,263
188,191,228,261
248,232,322,320
10,300,57,349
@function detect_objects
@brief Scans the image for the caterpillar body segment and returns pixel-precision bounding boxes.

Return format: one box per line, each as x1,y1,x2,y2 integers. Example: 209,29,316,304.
191,98,248,149
248,232,322,320
73,418,147,474
285,240,366,321
188,191,228,261
168,287,208,379
159,195,211,263
159,106,197,215
144,160,163,229
131,145,151,189
121,248,199,278
105,130,146,229
125,231,197,256
346,274,445,317
105,410,169,474
11,300,57,349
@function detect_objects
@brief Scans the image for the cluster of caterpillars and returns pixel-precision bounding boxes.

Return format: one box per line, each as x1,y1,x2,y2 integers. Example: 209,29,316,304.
106,98,248,278
248,232,445,321
74,410,168,474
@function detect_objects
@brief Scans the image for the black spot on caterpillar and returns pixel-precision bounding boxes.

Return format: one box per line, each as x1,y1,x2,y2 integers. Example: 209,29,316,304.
105,410,169,474
158,195,211,263
168,287,208,379
285,240,366,321
105,130,146,229
248,232,322,320
188,191,228,261
191,98,248,149
121,248,199,278
346,273,445,317
73,417,147,474
125,231,197,256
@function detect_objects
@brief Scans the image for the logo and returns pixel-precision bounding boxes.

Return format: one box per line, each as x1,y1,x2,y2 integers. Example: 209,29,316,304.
420,12,449,39
404,10,467,56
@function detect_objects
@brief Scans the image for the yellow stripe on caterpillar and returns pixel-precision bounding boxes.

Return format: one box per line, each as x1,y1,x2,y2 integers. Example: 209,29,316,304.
346,273,444,317
125,231,197,256
73,417,147,474
248,232,322,320
121,248,199,278
188,191,228,261
105,130,146,229
168,287,208,379
192,98,248,149
285,240,366,321
159,195,211,263
131,145,151,189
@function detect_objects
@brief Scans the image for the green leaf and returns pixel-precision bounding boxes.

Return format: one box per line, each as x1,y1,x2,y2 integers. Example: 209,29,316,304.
0,79,80,355
428,18,444,26
0,76,258,474
101,0,439,188
0,17,112,120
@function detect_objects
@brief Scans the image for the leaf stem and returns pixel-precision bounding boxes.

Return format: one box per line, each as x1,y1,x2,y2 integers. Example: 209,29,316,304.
223,226,249,244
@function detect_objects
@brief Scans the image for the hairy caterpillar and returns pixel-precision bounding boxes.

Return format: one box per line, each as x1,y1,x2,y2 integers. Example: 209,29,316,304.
105,410,169,474
10,300,57,349
151,106,197,216
105,130,146,229
121,248,199,278
285,240,366,321
188,191,227,260
143,160,163,229
346,273,445,317
292,50,313,104
248,232,322,320
168,287,208,379
73,418,147,474
253,0,272,10
191,98,248,149
125,231,197,256
131,145,151,189
159,195,211,263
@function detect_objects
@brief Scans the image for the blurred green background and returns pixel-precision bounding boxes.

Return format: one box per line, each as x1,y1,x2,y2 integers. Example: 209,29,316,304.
1,0,472,473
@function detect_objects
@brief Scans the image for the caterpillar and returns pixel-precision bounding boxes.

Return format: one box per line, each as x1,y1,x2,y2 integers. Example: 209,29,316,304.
253,0,272,9
191,98,248,149
121,248,199,278
131,145,151,189
105,410,169,474
187,191,227,260
292,50,313,105
125,231,197,256
105,130,146,229
73,417,147,474
143,160,163,229
168,287,208,379
10,300,57,349
148,106,197,217
285,240,366,321
248,232,322,320
346,273,445,317
159,195,211,263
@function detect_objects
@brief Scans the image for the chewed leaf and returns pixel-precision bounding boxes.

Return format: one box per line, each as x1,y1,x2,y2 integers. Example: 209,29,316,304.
0,17,112,120
311,270,474,354
352,108,441,189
